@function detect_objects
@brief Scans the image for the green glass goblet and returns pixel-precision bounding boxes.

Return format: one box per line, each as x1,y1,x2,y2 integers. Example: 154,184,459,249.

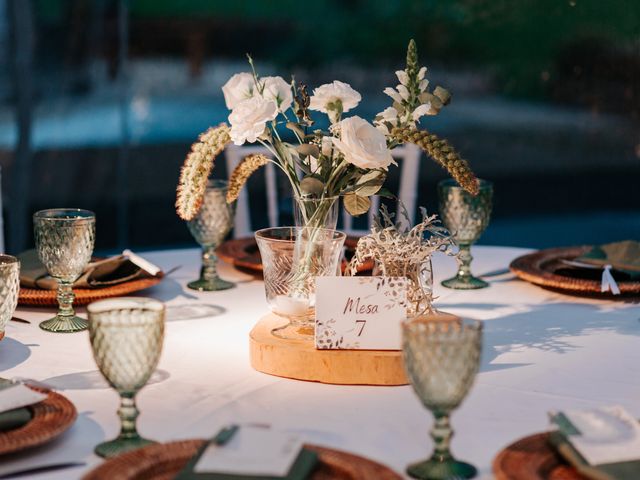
33,209,95,332
438,179,493,289
0,255,20,341
402,317,483,480
88,297,165,458
187,180,236,291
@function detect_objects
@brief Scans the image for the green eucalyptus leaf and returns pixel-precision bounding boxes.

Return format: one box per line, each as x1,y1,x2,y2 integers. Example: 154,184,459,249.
376,187,395,199
297,143,320,158
300,176,325,195
356,170,385,185
356,183,384,197
344,193,371,216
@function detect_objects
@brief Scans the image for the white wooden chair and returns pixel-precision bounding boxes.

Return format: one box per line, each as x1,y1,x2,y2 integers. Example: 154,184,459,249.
341,144,421,235
225,143,422,237
0,166,5,252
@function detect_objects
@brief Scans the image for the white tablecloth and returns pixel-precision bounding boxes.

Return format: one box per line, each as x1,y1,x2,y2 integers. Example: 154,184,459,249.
1,246,639,479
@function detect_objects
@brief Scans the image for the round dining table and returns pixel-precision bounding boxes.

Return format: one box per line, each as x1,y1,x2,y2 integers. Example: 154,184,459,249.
1,245,639,479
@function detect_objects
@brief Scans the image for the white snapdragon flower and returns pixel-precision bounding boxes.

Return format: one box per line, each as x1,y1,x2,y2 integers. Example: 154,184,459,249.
395,70,409,86
412,103,433,121
332,116,394,170
228,96,277,145
383,87,403,104
309,81,361,121
262,76,293,112
222,72,256,110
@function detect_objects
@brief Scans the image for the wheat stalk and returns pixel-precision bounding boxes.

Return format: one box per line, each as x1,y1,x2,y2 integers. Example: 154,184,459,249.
226,153,270,203
175,124,230,221
392,126,479,195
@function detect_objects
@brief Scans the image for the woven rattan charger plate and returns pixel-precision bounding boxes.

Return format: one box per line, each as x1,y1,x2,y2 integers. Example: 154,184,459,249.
0,387,77,456
82,440,401,480
18,276,164,307
493,432,586,480
217,236,373,273
510,246,640,297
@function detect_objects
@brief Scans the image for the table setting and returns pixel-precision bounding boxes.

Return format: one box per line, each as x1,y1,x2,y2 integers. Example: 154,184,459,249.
0,38,638,480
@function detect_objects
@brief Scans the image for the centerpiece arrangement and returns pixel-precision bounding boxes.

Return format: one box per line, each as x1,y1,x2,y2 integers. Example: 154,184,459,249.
176,39,478,227
175,39,479,338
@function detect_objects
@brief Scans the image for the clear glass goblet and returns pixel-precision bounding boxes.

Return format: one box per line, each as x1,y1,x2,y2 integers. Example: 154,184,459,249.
33,209,95,332
255,227,346,339
87,297,165,458
402,317,483,480
0,255,20,341
438,179,493,289
187,180,236,291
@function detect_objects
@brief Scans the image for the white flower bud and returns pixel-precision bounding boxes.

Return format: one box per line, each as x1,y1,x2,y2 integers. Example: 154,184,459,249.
397,84,410,101
395,70,409,86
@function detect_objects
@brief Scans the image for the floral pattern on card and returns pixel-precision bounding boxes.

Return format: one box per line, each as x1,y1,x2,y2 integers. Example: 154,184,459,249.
315,277,408,350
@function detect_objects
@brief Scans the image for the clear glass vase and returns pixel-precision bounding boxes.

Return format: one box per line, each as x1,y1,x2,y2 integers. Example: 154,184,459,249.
293,195,340,230
374,256,435,316
255,227,346,340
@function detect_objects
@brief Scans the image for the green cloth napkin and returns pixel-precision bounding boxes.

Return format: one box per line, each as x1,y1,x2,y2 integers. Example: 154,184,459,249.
18,250,158,290
577,240,640,279
549,431,640,480
0,407,32,432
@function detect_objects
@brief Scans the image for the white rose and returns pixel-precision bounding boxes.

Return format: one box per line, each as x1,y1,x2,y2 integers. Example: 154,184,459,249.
222,72,256,110
262,76,293,112
309,81,361,114
229,96,277,145
332,116,394,170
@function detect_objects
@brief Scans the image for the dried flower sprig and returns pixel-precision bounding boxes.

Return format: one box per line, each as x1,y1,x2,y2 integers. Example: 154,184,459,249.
392,126,479,196
226,153,271,203
348,205,455,315
176,124,230,221
375,39,451,135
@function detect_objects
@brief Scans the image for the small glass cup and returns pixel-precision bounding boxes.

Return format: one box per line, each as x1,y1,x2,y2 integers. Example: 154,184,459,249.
402,316,483,480
255,227,346,339
187,180,236,291
293,194,340,230
0,255,20,341
33,209,95,332
88,297,165,458
438,179,493,289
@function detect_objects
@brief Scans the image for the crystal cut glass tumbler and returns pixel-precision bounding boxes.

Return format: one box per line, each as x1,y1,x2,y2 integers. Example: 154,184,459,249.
187,180,236,291
88,297,165,458
438,179,493,289
33,209,95,332
0,255,20,341
403,317,483,479
255,227,346,339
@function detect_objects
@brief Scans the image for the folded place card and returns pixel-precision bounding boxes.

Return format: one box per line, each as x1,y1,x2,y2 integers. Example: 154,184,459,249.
194,426,305,477
551,406,640,467
0,384,47,414
315,277,407,350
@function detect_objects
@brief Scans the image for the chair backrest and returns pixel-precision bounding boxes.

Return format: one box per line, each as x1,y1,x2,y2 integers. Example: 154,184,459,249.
225,143,422,237
225,144,278,238
341,144,421,235
0,166,5,253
